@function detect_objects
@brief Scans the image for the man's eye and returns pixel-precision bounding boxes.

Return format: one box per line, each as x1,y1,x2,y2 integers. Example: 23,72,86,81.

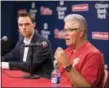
25,23,30,26
19,24,23,26
63,28,78,32
69,28,78,31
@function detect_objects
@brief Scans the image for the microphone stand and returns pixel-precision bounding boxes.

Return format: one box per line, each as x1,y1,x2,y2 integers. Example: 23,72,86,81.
22,46,40,79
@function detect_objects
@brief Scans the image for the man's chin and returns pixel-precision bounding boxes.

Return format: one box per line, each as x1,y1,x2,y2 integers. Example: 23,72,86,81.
22,34,29,37
66,43,71,46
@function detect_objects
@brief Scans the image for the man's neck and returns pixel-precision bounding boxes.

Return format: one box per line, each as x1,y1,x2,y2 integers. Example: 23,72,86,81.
25,36,32,41
73,39,87,51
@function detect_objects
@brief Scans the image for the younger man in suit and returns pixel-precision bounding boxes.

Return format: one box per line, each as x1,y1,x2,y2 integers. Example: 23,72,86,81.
1,12,53,79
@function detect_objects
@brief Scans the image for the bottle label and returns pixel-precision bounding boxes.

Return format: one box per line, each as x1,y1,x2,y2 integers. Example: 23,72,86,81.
51,76,60,84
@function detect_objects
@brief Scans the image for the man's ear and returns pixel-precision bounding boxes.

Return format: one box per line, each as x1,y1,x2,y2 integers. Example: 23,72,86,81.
80,29,84,37
33,22,36,28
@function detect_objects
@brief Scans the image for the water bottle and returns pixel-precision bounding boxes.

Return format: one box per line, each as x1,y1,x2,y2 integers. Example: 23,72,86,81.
51,60,60,88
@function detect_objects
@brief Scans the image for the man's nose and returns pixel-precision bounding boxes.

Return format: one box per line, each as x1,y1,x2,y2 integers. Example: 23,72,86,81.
64,31,69,36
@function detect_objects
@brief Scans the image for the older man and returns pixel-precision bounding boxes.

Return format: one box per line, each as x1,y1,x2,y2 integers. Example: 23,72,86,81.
55,14,104,88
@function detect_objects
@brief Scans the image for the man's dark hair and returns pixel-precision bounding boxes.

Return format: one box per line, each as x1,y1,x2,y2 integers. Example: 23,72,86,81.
17,12,35,23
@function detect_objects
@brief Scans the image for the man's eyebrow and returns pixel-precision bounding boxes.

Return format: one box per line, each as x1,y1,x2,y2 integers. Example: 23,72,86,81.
18,23,30,25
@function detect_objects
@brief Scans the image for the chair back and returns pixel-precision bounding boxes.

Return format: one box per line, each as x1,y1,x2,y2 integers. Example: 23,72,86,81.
103,70,109,88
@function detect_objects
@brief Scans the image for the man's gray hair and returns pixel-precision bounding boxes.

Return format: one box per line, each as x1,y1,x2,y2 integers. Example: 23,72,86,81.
64,14,87,39
64,14,87,28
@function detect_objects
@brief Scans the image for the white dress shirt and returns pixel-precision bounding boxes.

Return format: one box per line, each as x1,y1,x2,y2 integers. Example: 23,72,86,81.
23,38,32,62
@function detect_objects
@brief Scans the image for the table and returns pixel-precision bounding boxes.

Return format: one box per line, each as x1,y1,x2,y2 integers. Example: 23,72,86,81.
2,69,72,87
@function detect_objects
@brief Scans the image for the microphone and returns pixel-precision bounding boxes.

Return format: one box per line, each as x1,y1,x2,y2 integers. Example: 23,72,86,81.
0,36,8,42
24,41,48,48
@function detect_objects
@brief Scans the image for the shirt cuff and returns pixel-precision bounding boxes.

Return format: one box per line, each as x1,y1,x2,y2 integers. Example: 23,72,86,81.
2,62,9,69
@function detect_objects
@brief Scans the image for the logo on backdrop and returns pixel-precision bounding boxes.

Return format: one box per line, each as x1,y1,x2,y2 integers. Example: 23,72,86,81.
92,32,108,40
31,2,36,9
60,1,64,6
54,28,65,39
29,2,37,21
40,6,53,15
72,4,89,12
41,23,51,39
95,3,109,19
56,1,67,20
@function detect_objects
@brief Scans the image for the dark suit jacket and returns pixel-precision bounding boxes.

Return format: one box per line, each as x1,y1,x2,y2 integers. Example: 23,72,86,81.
2,31,54,79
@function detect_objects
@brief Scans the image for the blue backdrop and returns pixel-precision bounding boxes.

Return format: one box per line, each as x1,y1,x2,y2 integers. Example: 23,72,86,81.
1,1,109,70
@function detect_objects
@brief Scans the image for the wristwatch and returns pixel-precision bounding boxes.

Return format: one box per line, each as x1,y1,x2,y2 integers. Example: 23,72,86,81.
64,64,72,72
